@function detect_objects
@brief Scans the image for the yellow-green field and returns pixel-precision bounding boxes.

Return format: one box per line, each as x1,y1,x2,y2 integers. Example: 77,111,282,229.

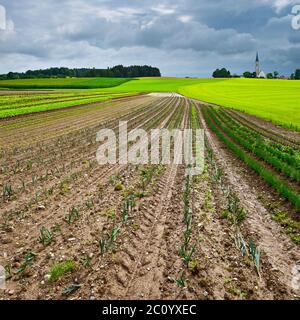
179,78,300,130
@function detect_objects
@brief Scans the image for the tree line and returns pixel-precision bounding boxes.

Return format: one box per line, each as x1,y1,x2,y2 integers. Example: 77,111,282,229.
212,68,300,79
0,65,161,80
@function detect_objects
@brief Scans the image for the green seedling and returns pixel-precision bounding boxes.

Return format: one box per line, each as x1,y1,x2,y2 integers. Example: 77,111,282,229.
39,227,53,246
64,207,79,225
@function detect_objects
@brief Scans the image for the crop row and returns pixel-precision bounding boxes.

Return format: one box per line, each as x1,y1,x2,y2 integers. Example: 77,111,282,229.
0,93,112,111
0,92,135,119
208,107,300,184
1,98,186,299
1,98,180,216
202,106,300,212
0,96,153,156
224,109,300,149
220,109,299,157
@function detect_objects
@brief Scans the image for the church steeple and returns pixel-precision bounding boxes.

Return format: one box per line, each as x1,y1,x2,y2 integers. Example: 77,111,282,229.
255,52,260,77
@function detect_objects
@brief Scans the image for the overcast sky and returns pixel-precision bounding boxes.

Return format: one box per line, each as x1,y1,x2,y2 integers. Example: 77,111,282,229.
0,0,299,77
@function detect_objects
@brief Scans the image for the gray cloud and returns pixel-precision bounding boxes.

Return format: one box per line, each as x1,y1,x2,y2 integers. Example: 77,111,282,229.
0,0,299,76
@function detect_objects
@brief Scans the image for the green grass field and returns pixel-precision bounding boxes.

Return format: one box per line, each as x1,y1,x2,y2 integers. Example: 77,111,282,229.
1,76,300,130
102,77,221,93
179,78,300,130
0,77,132,89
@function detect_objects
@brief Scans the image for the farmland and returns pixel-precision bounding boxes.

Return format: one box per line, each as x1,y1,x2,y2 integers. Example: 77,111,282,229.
0,77,132,89
0,91,137,119
180,78,300,131
1,77,299,130
0,84,300,301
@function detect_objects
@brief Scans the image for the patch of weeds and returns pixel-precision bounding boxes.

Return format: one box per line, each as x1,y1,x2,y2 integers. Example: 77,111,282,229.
272,211,300,244
114,183,125,191
227,286,248,299
221,210,230,220
204,190,213,211
49,260,76,282
188,259,200,274
132,223,140,231
109,174,121,187
4,264,12,280
101,207,116,220
111,253,119,264
59,181,70,195
224,277,232,285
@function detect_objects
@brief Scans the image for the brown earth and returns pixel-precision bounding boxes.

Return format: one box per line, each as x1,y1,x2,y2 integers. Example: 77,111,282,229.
0,95,299,300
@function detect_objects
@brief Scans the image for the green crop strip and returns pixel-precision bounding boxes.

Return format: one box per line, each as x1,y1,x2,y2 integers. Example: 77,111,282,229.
0,92,135,118
207,108,300,183
202,107,300,212
219,109,300,159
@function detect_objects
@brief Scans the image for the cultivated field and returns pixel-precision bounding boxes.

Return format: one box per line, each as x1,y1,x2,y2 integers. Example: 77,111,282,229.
0,86,300,300
2,77,300,130
0,91,137,118
180,78,300,130
0,78,132,89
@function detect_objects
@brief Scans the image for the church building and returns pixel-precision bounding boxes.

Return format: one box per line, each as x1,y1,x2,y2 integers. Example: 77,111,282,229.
255,52,266,78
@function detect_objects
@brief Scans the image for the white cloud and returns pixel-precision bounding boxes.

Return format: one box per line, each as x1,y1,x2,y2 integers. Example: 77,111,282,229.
178,15,192,23
151,5,176,15
0,0,299,76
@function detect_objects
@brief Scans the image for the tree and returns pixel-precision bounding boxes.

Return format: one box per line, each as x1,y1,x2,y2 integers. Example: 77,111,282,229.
273,71,279,79
243,71,256,78
295,69,300,80
243,71,253,78
267,73,273,79
212,68,231,78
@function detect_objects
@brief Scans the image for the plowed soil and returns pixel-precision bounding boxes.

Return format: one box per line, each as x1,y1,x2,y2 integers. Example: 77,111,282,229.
0,95,300,300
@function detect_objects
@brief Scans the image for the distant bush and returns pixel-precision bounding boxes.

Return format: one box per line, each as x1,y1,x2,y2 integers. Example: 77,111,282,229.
212,68,231,78
291,69,300,80
243,71,256,78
